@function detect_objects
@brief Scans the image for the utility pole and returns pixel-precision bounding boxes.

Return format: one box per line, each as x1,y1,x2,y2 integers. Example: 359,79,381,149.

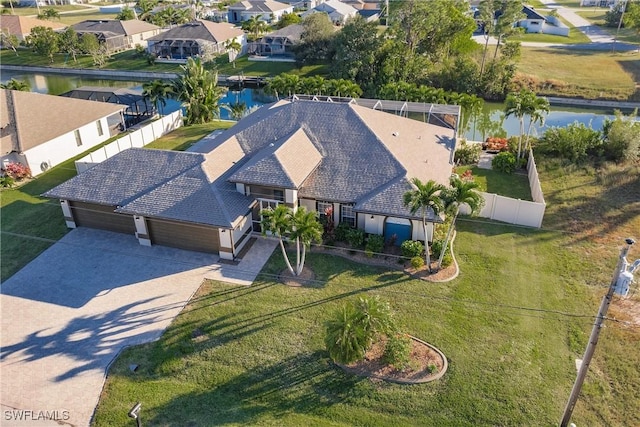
612,0,628,53
560,238,637,427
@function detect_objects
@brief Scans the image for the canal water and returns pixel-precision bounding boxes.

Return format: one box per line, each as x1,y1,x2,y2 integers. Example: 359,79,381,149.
1,70,631,135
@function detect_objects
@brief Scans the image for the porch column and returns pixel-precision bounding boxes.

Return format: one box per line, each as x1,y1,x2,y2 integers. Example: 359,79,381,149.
60,200,76,229
219,228,234,260
134,215,151,246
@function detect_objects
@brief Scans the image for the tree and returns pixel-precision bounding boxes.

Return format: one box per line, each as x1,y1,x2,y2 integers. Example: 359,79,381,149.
172,57,226,124
25,26,59,63
136,0,158,22
37,7,60,21
505,89,547,160
296,12,335,63
0,30,20,56
142,79,174,115
223,101,247,120
242,15,269,40
59,27,81,63
601,110,640,162
260,205,322,276
116,7,136,20
277,11,301,28
225,38,242,68
0,78,30,91
489,0,525,61
436,175,484,270
523,95,550,153
402,178,445,273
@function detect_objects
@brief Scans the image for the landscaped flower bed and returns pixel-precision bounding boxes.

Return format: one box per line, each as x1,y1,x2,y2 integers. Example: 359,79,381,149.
482,137,509,153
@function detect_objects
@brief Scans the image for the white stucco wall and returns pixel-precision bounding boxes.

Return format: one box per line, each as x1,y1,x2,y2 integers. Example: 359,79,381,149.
23,115,118,176
364,214,384,235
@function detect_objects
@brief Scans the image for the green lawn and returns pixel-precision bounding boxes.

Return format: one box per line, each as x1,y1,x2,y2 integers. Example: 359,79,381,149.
1,5,90,15
57,11,118,26
0,121,233,282
92,220,640,426
511,18,591,44
455,166,532,201
213,54,329,77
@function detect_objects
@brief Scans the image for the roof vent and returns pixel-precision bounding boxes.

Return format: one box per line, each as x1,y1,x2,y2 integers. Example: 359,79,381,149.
392,132,399,137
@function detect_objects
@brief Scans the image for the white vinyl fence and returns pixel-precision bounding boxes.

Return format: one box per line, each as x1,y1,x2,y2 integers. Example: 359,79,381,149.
75,111,182,173
460,149,546,228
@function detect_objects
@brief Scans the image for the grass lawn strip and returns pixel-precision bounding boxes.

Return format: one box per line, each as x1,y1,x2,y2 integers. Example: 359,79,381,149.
454,165,532,201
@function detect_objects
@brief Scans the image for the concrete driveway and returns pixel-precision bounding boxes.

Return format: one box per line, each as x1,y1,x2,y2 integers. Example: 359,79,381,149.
0,228,276,426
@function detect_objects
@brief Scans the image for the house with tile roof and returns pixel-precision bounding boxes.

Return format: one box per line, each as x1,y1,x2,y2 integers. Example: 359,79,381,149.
71,19,162,52
247,23,302,56
44,100,456,259
1,89,126,176
302,0,358,24
227,0,294,24
147,20,245,60
0,15,66,41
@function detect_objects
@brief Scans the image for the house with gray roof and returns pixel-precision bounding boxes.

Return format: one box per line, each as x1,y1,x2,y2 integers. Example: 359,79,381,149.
44,100,456,259
1,89,126,177
247,23,302,56
227,0,294,24
302,0,358,24
147,20,245,60
71,19,162,52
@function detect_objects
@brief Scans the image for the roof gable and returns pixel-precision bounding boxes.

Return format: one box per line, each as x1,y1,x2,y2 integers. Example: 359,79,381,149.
148,20,243,43
0,15,66,38
72,19,159,36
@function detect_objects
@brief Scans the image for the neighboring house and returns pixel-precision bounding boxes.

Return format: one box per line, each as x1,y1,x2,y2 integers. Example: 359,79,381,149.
0,89,126,176
302,0,358,24
71,19,162,53
227,0,294,24
580,0,620,6
247,23,302,56
517,5,569,36
44,100,456,259
147,20,245,60
61,87,154,128
0,15,66,42
279,0,323,9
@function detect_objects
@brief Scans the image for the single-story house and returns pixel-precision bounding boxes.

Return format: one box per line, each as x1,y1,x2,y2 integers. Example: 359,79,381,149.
227,0,294,24
247,23,302,56
516,5,569,36
302,0,358,24
278,0,323,9
71,19,162,53
147,20,245,60
44,99,456,259
0,15,66,42
1,89,126,176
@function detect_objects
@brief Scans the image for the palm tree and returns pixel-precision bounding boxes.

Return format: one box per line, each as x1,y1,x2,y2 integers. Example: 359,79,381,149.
223,101,247,120
225,38,242,68
436,175,484,270
402,178,445,273
0,78,30,91
142,79,174,116
261,204,296,275
524,96,550,154
242,15,269,40
172,57,226,124
505,89,550,160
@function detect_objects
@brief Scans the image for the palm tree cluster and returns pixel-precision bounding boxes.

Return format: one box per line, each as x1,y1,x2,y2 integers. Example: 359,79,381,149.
265,74,363,99
172,57,226,124
504,89,550,160
403,176,483,273
260,205,323,277
241,15,269,41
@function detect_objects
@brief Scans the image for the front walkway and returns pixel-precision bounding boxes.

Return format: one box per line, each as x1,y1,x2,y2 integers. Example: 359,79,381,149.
0,228,276,426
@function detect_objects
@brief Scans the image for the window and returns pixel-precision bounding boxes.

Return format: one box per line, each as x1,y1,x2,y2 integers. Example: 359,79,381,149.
96,120,103,136
317,200,332,218
74,129,82,146
341,204,356,227
273,189,284,202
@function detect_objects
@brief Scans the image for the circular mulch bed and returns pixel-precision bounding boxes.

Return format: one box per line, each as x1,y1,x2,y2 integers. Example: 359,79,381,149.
338,335,448,384
279,266,318,287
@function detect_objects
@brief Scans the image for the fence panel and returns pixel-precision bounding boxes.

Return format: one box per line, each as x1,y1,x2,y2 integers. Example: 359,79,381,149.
129,129,145,147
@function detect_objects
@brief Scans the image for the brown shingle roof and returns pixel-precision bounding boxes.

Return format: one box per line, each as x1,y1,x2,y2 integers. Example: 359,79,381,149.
71,19,159,36
148,20,243,43
0,89,125,153
0,15,66,40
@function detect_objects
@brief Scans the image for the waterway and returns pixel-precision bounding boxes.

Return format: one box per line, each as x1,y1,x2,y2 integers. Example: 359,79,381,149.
1,70,632,136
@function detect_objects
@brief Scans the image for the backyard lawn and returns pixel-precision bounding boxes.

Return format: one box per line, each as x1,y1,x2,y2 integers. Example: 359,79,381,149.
455,165,532,201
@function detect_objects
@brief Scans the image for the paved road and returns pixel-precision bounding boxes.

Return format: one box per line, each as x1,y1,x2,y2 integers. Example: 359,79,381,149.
0,228,276,426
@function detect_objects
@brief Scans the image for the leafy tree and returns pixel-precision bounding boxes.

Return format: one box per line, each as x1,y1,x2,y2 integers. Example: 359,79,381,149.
224,38,242,68
153,6,192,27
260,205,322,276
37,7,60,21
242,15,269,40
490,0,525,61
624,0,640,34
172,57,226,124
277,11,300,28
136,0,158,22
601,110,640,162
59,27,81,63
0,30,20,56
476,110,507,141
116,6,136,20
605,1,625,27
537,122,602,162
330,16,384,96
142,79,174,115
325,296,395,364
25,26,59,63
402,178,445,273
0,78,30,91
79,33,110,67
437,175,484,270
296,12,335,63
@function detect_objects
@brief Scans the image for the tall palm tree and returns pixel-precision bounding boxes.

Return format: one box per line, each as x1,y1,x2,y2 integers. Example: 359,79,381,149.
505,89,550,160
290,207,323,275
436,175,484,270
225,38,242,68
243,15,268,40
403,178,445,273
524,96,550,154
142,79,174,115
172,57,226,124
261,204,296,275
223,101,247,120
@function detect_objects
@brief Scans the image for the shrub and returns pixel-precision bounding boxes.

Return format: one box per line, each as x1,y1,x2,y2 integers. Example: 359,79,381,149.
431,239,446,259
492,152,517,174
0,176,15,188
365,234,384,255
427,364,438,374
536,123,602,162
601,111,640,162
3,162,31,180
335,222,351,242
345,228,365,248
482,137,509,153
401,240,424,258
454,141,481,165
383,333,412,370
410,256,425,269
325,296,396,364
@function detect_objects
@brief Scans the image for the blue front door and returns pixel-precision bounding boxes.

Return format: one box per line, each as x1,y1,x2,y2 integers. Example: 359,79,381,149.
385,221,411,246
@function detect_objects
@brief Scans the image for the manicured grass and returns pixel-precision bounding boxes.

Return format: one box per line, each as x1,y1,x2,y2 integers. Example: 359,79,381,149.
213,54,330,77
1,5,90,15
516,47,639,100
511,18,591,44
455,165,532,201
92,218,640,426
576,10,640,44
0,121,234,281
57,11,118,26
